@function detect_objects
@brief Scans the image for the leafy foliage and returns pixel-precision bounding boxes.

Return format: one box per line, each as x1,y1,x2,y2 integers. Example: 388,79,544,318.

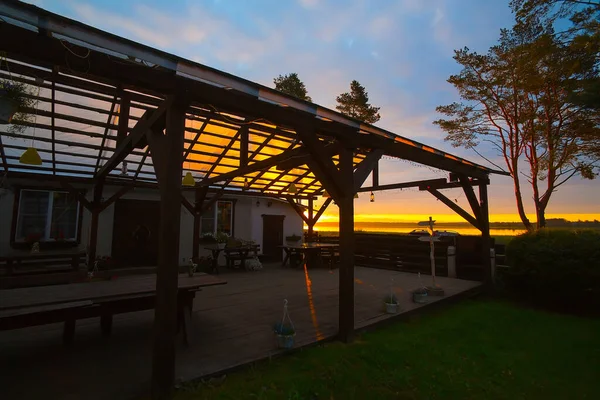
335,80,381,124
0,79,35,134
434,21,600,230
504,229,600,309
273,73,312,102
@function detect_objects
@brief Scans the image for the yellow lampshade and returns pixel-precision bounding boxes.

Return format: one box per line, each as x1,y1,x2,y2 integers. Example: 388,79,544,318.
322,190,330,198
182,171,196,187
370,191,375,202
288,182,298,194
19,147,42,165
354,193,359,199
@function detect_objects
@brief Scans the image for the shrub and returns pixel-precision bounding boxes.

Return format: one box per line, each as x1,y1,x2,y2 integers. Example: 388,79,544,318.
504,229,600,310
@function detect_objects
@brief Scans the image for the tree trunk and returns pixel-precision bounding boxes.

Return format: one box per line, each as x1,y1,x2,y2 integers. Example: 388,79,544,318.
536,205,547,229
512,174,532,231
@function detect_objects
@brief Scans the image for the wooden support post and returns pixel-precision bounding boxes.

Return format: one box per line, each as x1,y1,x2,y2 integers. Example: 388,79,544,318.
479,182,492,284
149,97,186,400
116,91,131,146
192,187,207,260
87,181,104,267
338,147,355,343
372,161,379,188
307,198,314,238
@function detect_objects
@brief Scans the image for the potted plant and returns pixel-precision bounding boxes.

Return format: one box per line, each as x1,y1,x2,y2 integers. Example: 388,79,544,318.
273,322,296,349
200,232,217,243
412,287,428,304
215,231,229,249
0,79,34,130
188,258,197,277
383,293,399,314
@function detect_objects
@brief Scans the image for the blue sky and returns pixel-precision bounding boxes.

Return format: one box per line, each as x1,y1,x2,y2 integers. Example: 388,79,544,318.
24,0,600,220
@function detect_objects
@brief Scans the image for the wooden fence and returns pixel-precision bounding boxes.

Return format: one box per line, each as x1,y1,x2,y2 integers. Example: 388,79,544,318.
308,232,494,280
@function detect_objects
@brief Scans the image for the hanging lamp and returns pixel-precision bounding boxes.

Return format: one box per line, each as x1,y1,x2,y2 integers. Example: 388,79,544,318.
370,191,375,202
19,147,42,165
19,85,42,166
182,171,196,187
354,192,359,199
244,178,249,190
288,182,298,194
322,190,330,198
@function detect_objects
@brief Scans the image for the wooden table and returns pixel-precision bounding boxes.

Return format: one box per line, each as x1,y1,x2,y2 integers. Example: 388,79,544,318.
223,244,260,269
204,244,225,274
280,243,339,269
0,247,87,275
0,273,226,344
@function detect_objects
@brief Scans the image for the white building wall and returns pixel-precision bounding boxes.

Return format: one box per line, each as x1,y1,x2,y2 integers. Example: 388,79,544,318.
0,183,304,264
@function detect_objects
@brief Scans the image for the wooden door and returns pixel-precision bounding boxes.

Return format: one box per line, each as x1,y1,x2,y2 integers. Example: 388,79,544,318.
262,214,285,262
112,199,161,267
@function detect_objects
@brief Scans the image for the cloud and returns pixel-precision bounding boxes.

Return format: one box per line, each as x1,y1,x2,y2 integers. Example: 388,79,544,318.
298,0,319,8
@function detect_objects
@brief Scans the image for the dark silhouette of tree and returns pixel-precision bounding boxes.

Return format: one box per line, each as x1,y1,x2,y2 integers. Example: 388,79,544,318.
434,22,600,231
335,80,381,124
273,73,312,102
511,1,600,112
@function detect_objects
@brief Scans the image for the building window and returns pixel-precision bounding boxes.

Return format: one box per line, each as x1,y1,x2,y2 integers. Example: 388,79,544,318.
15,189,80,242
201,200,233,236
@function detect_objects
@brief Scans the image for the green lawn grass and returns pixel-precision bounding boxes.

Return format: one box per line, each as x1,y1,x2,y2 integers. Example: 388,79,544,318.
176,300,600,400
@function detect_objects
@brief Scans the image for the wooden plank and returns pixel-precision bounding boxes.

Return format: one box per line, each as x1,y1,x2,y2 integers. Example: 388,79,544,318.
0,274,225,310
359,178,447,193
337,146,355,343
479,183,492,284
96,96,172,180
116,92,131,146
285,197,310,225
459,174,482,223
427,188,481,230
353,149,383,192
197,146,310,187
297,125,345,200
150,97,186,400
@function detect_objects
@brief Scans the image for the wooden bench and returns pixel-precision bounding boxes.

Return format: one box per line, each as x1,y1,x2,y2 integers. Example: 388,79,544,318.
0,249,86,277
0,273,226,345
224,245,260,269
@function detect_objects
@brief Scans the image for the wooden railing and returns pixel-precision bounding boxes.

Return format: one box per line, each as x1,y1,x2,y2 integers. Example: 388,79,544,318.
306,232,494,280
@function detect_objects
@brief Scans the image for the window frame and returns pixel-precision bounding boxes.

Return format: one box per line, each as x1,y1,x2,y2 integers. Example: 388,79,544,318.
11,186,84,249
200,199,236,237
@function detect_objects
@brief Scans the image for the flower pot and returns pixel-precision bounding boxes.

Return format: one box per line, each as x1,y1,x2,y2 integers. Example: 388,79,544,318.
412,291,428,304
188,270,194,277
217,243,225,249
0,95,18,124
275,333,295,349
385,302,399,314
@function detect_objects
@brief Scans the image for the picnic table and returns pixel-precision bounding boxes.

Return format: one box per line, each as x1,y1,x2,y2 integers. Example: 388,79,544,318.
280,243,339,269
0,273,226,345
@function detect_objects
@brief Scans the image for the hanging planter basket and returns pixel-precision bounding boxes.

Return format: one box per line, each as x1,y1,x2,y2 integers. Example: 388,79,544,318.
0,93,18,124
275,332,296,349
274,299,296,349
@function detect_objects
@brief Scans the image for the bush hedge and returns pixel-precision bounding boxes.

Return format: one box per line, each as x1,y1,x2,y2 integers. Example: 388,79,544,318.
504,229,600,311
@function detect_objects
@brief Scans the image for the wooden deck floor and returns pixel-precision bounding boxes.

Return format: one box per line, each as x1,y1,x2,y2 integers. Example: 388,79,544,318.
0,265,481,400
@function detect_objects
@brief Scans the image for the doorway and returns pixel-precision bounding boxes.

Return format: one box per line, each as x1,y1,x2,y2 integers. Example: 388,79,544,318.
112,199,160,267
261,214,285,262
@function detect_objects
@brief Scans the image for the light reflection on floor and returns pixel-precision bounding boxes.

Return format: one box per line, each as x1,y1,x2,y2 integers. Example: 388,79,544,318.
303,264,325,341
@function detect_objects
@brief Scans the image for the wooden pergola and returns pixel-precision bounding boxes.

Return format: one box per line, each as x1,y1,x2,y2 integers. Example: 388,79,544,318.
0,3,507,399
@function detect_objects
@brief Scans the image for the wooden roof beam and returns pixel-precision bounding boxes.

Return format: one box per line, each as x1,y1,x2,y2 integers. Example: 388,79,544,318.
96,96,172,180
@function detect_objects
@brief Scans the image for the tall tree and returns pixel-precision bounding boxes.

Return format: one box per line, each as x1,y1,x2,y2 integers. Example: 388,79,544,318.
273,73,312,102
335,80,381,124
434,24,600,230
511,0,600,110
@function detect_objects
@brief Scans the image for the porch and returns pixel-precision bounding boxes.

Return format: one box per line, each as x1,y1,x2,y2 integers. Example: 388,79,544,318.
0,265,480,400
